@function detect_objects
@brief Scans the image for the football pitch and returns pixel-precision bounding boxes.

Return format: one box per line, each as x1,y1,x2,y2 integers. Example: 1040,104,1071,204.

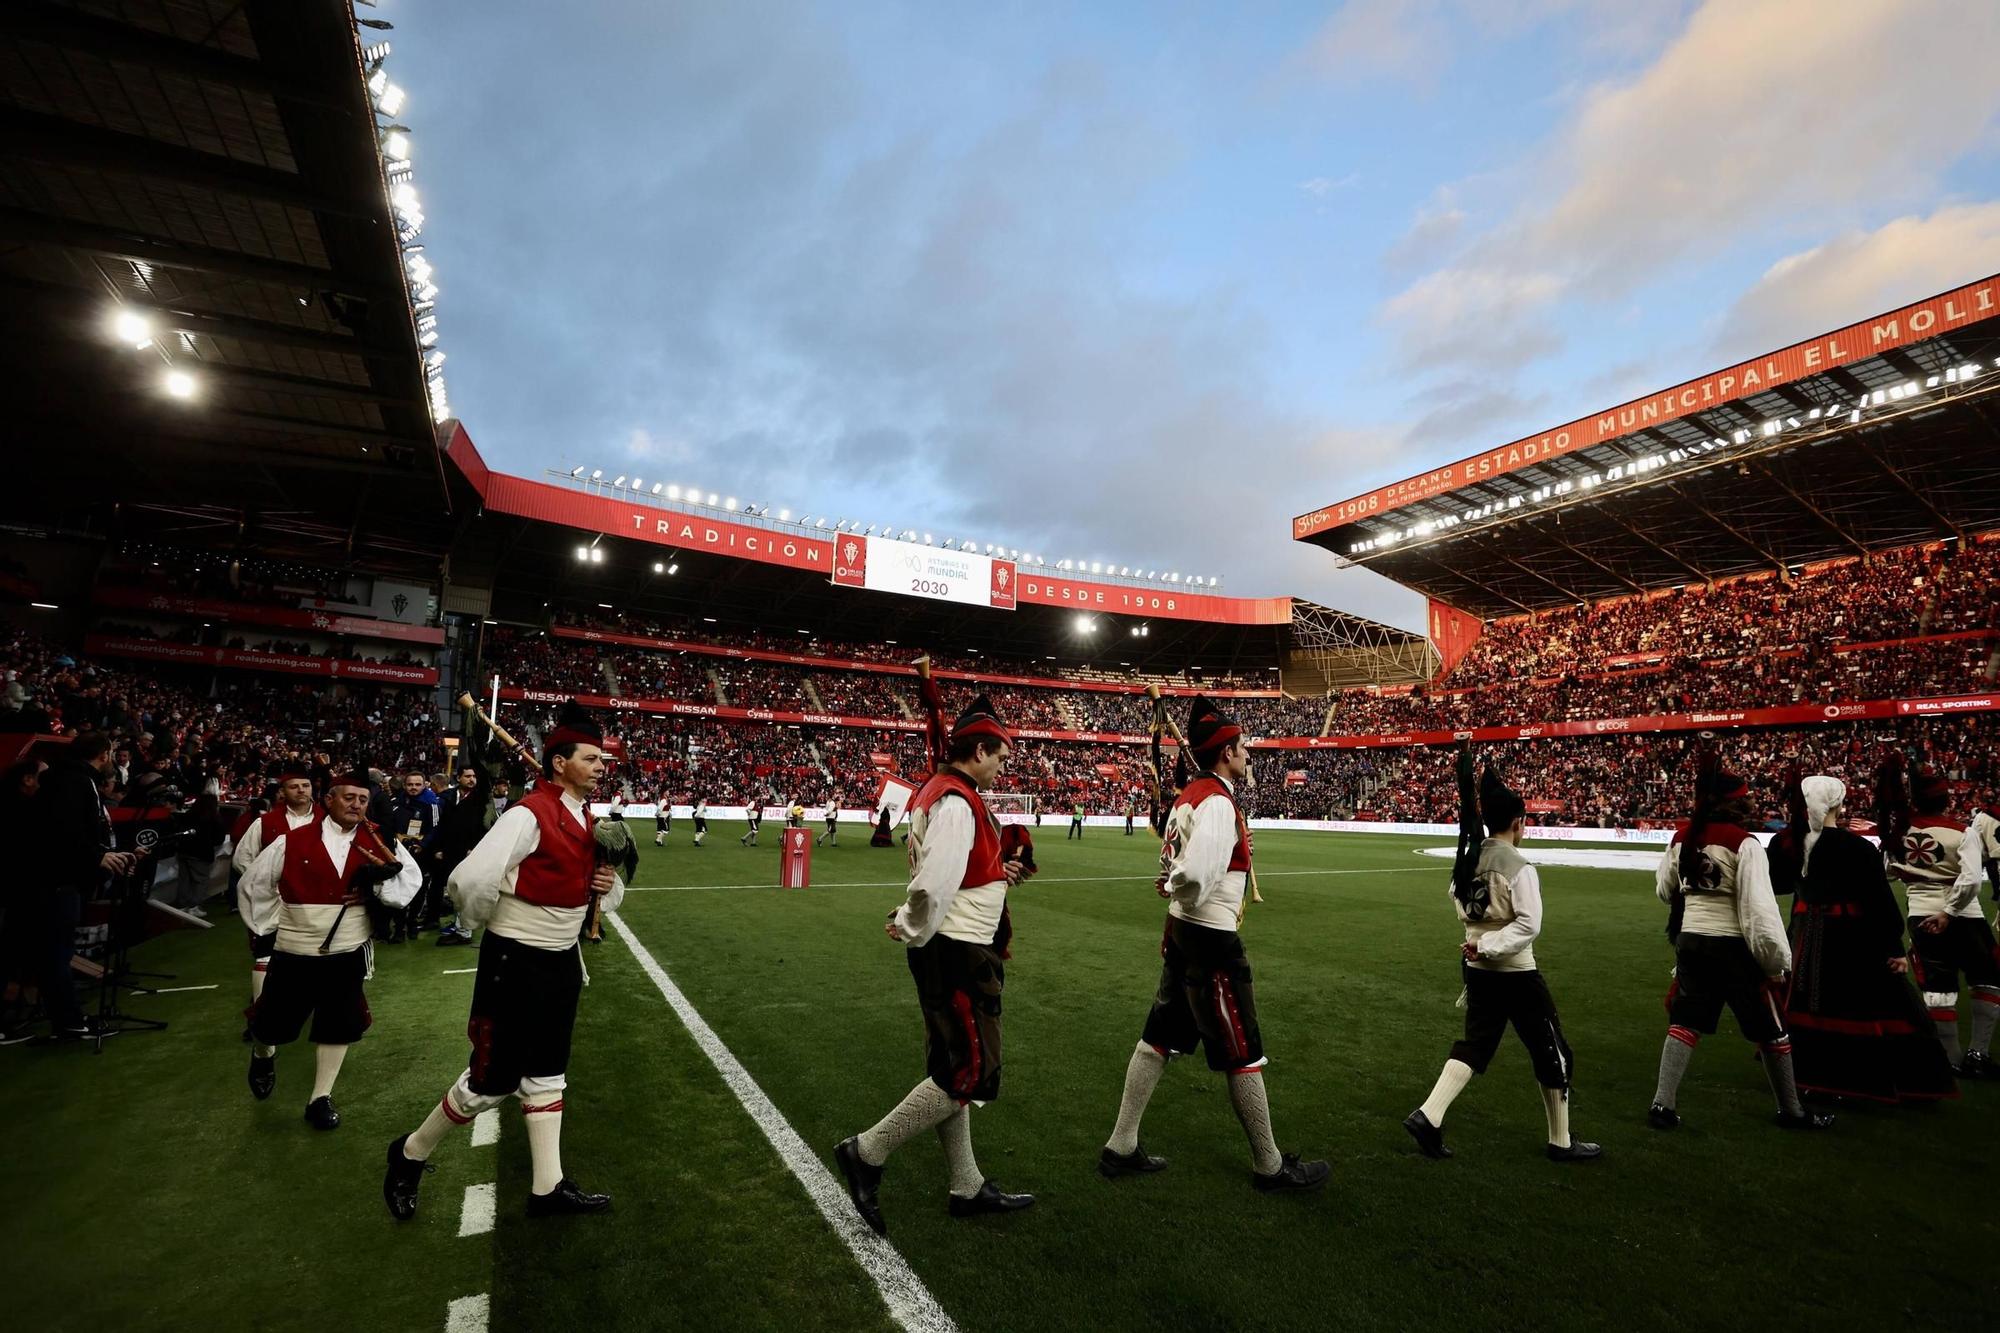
8,824,1998,1332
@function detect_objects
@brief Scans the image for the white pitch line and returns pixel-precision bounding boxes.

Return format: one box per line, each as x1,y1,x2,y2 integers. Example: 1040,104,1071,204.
471,1108,500,1147
151,984,221,993
442,967,479,975
609,910,957,1333
623,867,1437,893
457,1181,496,1238
444,1293,489,1333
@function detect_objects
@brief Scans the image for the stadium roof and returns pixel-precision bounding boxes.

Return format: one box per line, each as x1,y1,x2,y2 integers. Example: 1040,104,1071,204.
441,425,1433,683
1294,277,2000,617
0,0,462,577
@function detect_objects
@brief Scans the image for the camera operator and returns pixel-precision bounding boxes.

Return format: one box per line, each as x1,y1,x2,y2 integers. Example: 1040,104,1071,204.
35,734,135,1040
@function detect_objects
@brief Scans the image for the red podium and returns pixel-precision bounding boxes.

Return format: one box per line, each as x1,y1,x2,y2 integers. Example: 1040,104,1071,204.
780,827,813,888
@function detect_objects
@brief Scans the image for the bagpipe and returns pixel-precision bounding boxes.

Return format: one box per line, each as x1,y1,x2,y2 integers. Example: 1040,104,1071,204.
1449,742,1488,920
1666,737,1722,946
318,821,403,955
912,655,1033,955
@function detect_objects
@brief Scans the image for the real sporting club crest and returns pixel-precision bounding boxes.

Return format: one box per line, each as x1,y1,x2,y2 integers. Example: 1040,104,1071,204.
832,535,868,588
989,558,1016,609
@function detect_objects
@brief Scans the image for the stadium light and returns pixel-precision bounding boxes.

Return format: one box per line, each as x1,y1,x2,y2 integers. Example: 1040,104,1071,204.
162,368,197,400
779,509,791,521
653,561,664,573
574,546,589,561
590,469,602,480
816,519,827,528
376,82,406,117
724,496,737,510
707,493,719,506
651,483,663,495
570,465,585,478
590,548,604,564
1075,615,1095,633
613,475,626,487
667,563,678,574
1089,561,1102,574
382,130,411,162
109,307,154,348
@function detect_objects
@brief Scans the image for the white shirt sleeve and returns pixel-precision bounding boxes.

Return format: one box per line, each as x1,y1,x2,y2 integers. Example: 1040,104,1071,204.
240,836,286,938
1947,822,1986,913
1655,844,1680,905
1733,837,1792,977
893,797,975,948
599,869,626,915
447,805,541,934
1170,794,1238,911
231,820,264,876
1477,863,1543,959
373,840,424,910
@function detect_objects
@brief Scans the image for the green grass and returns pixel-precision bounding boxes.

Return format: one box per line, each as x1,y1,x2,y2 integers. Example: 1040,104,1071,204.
7,825,1998,1331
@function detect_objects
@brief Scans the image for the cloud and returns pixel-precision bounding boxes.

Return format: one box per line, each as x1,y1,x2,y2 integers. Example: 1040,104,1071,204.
1384,184,1468,271
1379,266,1565,367
1714,203,2000,360
1299,173,1359,198
1294,0,1681,89
1379,0,2000,364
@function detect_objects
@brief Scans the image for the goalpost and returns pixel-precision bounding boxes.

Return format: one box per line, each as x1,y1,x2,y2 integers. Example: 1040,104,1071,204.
984,792,1036,824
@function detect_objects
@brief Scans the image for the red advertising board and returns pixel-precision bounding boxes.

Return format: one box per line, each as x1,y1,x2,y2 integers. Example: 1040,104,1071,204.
780,827,813,889
1295,275,2000,535
93,587,445,645
85,635,438,684
499,685,2000,748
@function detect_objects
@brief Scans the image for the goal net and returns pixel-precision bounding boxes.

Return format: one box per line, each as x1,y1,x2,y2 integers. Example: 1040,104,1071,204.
984,792,1036,825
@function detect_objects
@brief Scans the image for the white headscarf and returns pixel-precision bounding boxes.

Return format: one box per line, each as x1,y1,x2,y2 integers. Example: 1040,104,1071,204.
1801,775,1846,868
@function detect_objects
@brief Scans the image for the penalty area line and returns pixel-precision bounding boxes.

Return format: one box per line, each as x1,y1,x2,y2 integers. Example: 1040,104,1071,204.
608,909,957,1333
623,867,1438,893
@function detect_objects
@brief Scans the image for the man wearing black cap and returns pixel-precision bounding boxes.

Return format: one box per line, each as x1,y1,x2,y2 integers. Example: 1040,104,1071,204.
240,772,421,1130
1893,766,2000,1076
1404,761,1601,1163
1097,698,1329,1193
384,701,624,1221
834,693,1034,1235
231,764,320,1019
1650,768,1829,1130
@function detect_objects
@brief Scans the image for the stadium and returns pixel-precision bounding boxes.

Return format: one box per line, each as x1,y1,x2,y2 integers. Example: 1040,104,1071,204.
3,4,1999,1332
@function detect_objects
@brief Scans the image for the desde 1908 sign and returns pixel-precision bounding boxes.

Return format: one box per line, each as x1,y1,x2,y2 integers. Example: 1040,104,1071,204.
830,533,1016,610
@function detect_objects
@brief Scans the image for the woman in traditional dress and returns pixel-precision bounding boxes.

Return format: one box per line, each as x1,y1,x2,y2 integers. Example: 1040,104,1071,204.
1783,775,1957,1104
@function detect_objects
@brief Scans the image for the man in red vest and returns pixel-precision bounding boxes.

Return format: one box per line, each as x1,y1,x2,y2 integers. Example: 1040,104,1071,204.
232,764,320,1017
240,772,421,1130
1098,697,1330,1192
383,701,623,1220
835,694,1034,1236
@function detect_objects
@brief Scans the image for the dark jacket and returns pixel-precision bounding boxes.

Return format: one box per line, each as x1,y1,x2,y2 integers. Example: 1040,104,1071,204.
38,758,113,892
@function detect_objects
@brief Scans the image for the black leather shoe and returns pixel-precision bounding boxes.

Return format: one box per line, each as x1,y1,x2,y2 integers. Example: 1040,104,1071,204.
304,1095,340,1130
1098,1144,1167,1178
834,1136,887,1235
1775,1110,1834,1131
948,1180,1035,1217
1546,1139,1604,1163
1403,1109,1452,1159
383,1135,433,1220
1647,1103,1680,1130
248,1053,276,1101
1956,1050,1993,1079
1251,1152,1330,1193
526,1178,612,1216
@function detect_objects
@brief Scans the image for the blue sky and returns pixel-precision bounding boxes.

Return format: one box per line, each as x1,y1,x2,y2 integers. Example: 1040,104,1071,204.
377,0,2000,629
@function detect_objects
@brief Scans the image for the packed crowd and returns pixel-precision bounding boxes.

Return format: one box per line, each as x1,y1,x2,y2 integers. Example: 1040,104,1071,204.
1251,714,1999,826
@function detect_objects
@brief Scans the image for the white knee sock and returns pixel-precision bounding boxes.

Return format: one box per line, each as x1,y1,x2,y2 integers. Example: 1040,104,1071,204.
1106,1041,1166,1154
405,1072,487,1161
1971,987,2000,1055
1541,1086,1571,1149
937,1106,984,1198
1227,1069,1284,1176
524,1102,565,1195
1419,1059,1474,1126
311,1044,347,1100
856,1079,958,1167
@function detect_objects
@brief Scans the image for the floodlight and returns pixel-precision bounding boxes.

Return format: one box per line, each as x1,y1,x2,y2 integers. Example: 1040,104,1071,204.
110,308,154,347
163,369,196,400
